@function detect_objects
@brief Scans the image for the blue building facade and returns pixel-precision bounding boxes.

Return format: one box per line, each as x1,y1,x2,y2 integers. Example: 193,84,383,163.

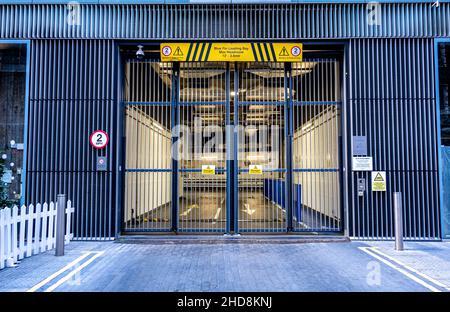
0,1,448,240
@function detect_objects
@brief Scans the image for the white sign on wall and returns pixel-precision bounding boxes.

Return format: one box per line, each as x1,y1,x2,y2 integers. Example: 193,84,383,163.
352,156,373,171
89,130,109,149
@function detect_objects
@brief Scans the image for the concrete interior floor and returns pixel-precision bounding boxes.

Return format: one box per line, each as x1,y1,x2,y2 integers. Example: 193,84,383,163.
124,189,288,231
123,190,341,232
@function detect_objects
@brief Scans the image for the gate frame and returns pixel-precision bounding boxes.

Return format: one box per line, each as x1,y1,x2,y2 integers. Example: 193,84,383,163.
116,42,347,236
233,62,290,234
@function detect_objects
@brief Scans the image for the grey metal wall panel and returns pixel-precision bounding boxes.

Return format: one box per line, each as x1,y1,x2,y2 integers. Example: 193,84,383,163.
26,39,118,239
347,38,440,240
0,3,449,39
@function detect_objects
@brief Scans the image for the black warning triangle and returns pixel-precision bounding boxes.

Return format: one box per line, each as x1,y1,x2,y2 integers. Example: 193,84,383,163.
374,173,384,181
173,47,183,56
279,46,289,57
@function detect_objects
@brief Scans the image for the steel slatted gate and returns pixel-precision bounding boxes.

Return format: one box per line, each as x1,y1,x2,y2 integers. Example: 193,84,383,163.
177,62,228,232
291,59,342,232
123,60,173,232
121,57,342,234
236,63,287,232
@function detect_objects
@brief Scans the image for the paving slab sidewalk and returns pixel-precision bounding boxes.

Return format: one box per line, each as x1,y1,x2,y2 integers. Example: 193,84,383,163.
1,240,449,292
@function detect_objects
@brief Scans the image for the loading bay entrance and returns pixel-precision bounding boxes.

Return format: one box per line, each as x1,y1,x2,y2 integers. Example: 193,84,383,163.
121,44,343,234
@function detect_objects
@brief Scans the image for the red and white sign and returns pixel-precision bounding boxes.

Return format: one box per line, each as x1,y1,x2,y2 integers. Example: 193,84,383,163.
162,46,172,56
89,130,109,149
291,46,301,57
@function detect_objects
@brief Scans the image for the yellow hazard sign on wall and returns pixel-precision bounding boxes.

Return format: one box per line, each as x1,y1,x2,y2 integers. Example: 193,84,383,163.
202,165,216,175
160,43,303,62
371,171,387,192
249,165,263,175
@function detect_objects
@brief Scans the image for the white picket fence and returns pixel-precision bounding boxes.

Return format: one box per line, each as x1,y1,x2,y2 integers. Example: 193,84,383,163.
0,201,74,270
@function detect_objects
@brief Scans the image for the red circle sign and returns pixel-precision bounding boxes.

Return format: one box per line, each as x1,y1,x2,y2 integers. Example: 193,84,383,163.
89,130,109,149
291,46,301,57
162,46,172,56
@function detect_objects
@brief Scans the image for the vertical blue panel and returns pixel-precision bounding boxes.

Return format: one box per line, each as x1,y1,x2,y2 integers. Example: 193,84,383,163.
348,38,440,240
26,39,117,239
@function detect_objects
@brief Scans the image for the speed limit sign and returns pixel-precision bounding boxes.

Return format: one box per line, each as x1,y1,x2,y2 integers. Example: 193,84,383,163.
89,130,109,149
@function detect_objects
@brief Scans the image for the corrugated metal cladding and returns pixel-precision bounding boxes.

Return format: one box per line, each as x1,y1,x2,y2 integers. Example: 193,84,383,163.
0,3,449,39
348,38,440,240
26,40,118,240
0,4,444,239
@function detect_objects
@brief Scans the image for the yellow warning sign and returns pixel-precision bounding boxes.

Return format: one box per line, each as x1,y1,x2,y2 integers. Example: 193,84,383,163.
160,43,302,62
202,165,216,175
249,165,263,175
173,47,183,56
279,46,289,57
161,43,191,61
371,171,387,192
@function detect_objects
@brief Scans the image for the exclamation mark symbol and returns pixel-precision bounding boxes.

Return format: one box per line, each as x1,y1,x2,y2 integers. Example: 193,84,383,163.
279,46,289,56
174,47,183,56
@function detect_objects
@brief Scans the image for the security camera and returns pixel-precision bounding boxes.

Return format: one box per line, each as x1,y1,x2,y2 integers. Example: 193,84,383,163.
136,45,145,59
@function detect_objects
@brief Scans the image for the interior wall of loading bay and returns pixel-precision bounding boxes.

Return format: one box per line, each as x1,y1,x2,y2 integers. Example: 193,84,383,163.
121,50,342,234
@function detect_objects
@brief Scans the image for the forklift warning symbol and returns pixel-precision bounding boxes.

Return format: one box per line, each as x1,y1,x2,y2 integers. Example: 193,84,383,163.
202,165,216,175
371,171,386,192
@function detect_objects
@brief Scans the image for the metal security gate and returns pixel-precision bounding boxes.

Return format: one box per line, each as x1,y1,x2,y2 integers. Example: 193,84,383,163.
122,60,173,232
291,59,342,232
177,62,228,232
121,57,342,234
234,60,342,233
236,62,287,232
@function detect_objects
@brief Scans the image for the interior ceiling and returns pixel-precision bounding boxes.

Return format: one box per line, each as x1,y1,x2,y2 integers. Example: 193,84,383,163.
150,61,317,101
127,61,325,125
123,45,340,127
